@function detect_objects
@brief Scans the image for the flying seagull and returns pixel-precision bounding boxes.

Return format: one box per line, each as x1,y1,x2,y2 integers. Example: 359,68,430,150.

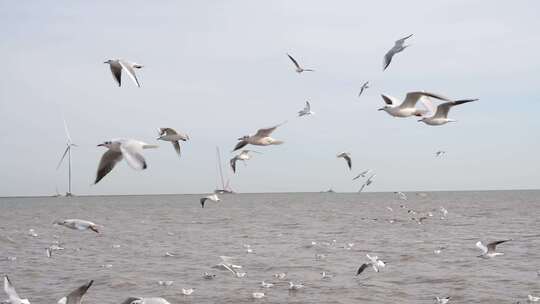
54,219,99,233
287,54,314,73
200,194,220,208
378,91,449,118
434,297,451,304
230,150,259,173
94,139,158,184
57,280,93,304
435,151,446,158
157,128,189,157
353,169,372,180
337,152,352,170
528,295,540,302
3,276,30,304
356,254,386,275
104,59,143,87
298,101,315,117
120,297,171,304
358,81,370,97
234,122,285,151
359,174,376,192
419,99,478,126
383,34,413,71
288,282,304,291
476,240,511,258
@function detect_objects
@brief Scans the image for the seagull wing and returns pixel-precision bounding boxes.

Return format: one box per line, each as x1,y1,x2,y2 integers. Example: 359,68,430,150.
476,241,488,254
395,34,413,46
356,263,370,275
109,61,122,86
119,61,141,87
487,240,510,252
95,150,123,184
400,91,450,109
383,50,394,71
305,101,311,111
172,141,181,157
433,99,477,119
230,157,237,173
381,94,395,106
233,140,248,151
344,155,352,170
255,123,285,137
4,276,22,303
287,54,301,69
200,197,207,208
120,141,147,170
160,128,177,135
65,280,93,304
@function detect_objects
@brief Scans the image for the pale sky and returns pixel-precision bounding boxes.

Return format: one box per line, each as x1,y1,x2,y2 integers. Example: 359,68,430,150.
0,0,539,196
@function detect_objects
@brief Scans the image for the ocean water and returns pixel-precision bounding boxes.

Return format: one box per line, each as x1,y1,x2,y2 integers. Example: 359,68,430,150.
0,191,539,304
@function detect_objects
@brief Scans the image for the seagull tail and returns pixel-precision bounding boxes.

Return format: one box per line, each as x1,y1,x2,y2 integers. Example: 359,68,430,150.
272,140,284,145
143,144,159,149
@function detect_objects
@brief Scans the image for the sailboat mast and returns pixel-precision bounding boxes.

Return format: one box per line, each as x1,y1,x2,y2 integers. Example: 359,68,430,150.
216,146,226,189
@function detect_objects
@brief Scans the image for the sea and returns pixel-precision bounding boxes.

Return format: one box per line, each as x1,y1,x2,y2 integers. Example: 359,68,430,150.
0,190,539,304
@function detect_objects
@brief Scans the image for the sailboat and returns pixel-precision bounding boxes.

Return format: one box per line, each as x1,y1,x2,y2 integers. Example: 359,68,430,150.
56,118,77,197
214,146,235,194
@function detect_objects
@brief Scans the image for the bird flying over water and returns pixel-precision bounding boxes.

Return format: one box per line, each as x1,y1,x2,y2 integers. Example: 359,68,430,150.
230,150,259,173
419,99,478,126
157,128,189,157
358,81,370,97
353,169,372,180
476,240,510,258
57,280,93,304
54,219,100,233
3,276,30,304
104,59,143,87
298,101,315,117
434,296,451,304
94,139,158,184
359,174,376,192
383,34,413,71
234,123,285,151
287,54,314,73
337,152,352,170
435,151,446,158
200,194,220,208
356,254,386,275
378,91,449,118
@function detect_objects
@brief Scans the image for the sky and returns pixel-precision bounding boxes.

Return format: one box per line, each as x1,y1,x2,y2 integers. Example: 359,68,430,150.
0,0,539,196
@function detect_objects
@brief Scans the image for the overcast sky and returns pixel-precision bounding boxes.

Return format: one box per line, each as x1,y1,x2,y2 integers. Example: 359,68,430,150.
1,1,539,196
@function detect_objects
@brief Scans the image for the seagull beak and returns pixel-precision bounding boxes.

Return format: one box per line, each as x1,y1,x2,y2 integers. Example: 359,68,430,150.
377,108,384,111
97,143,104,147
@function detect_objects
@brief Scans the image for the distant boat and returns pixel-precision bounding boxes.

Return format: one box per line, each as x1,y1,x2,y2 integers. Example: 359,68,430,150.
214,147,235,194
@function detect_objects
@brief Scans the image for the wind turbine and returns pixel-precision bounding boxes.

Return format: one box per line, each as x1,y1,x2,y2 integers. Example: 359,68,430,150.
57,118,77,196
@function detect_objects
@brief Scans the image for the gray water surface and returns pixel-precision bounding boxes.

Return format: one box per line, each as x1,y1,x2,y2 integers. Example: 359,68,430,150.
1,191,539,303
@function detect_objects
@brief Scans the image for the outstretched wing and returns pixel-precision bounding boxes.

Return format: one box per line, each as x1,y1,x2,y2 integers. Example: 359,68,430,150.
383,51,394,71
287,54,301,69
4,276,21,303
230,157,237,173
476,241,488,254
381,94,395,106
120,141,147,170
160,128,177,135
109,61,122,86
487,240,510,252
400,91,450,109
65,280,93,304
172,141,181,157
119,60,141,87
344,155,352,170
433,99,477,119
255,122,285,137
395,34,413,46
233,140,248,152
356,263,370,275
95,150,123,184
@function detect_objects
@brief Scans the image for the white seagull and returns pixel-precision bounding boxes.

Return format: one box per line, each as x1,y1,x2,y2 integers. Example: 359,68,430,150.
57,280,93,304
359,174,376,192
528,295,540,302
234,122,285,151
181,289,194,296
54,219,100,233
337,152,352,170
252,292,265,299
356,254,386,275
298,101,315,117
287,54,314,73
200,194,220,208
419,99,478,126
476,240,510,258
434,296,451,304
94,139,158,184
378,91,449,118
3,276,30,304
435,151,446,158
288,282,304,291
383,34,413,71
230,150,259,173
120,298,171,304
157,128,189,157
353,169,372,180
104,59,143,87
358,81,370,97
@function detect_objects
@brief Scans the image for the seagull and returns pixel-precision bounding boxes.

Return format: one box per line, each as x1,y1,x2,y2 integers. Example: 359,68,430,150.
358,81,370,97
434,296,451,304
181,289,194,296
57,280,93,304
383,34,413,71
273,273,287,280
440,207,449,218
157,281,173,287
120,297,171,304
394,191,407,200
378,91,449,118
287,54,314,73
3,276,30,304
252,292,265,299
261,281,274,288
356,254,386,275
321,272,334,280
298,101,315,117
419,98,478,126
359,174,376,192
104,59,143,87
476,240,511,258
288,282,304,291
94,139,158,184
337,152,352,170
234,123,285,151
230,150,259,173
203,272,216,280
529,295,540,302
353,169,372,180
157,128,189,157
200,194,220,208
435,151,446,158
53,219,99,233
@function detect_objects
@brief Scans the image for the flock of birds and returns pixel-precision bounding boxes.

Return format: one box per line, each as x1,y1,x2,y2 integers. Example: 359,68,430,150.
7,33,534,304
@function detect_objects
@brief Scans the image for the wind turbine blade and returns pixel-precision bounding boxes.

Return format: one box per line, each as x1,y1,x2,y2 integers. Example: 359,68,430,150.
63,117,73,143
56,146,70,169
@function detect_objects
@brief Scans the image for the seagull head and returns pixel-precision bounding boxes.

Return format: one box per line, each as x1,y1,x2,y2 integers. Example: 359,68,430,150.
238,135,250,141
97,141,113,148
103,59,114,64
